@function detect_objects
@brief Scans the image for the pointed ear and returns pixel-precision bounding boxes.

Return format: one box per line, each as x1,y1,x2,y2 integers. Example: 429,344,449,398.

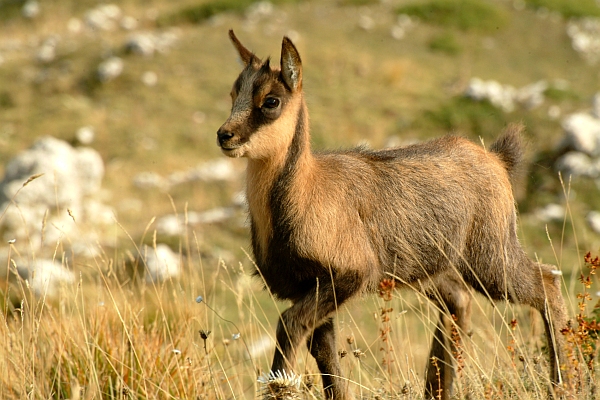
229,29,259,67
280,37,302,92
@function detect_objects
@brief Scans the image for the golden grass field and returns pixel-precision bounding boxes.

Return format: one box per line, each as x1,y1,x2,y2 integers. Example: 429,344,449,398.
1,0,600,398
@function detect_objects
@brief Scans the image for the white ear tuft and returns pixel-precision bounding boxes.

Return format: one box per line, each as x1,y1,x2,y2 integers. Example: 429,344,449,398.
280,37,302,92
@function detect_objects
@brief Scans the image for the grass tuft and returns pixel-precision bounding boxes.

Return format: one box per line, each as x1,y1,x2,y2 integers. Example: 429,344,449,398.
428,31,462,55
397,0,509,32
160,0,254,26
524,0,600,18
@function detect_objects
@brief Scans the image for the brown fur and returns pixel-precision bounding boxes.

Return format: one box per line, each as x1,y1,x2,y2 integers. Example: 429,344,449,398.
217,31,570,400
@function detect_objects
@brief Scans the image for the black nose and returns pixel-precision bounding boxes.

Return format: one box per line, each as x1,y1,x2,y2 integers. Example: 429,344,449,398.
217,129,234,146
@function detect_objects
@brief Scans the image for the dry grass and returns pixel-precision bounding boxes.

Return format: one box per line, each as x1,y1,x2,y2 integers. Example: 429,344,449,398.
0,202,598,399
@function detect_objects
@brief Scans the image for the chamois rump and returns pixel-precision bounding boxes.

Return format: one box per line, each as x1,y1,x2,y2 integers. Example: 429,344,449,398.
216,30,569,400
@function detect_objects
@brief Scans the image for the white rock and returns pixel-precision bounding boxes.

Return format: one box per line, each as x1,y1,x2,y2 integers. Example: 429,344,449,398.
188,207,236,225
567,18,600,64
126,33,156,56
397,14,414,29
192,159,236,182
120,16,138,31
465,78,516,112
248,335,274,359
85,4,122,31
391,26,405,40
125,30,179,56
515,80,547,109
67,18,83,34
155,214,182,236
535,203,565,223
76,126,95,145
97,57,123,82
587,211,600,233
192,111,206,124
548,105,561,120
156,208,236,236
592,92,600,119
358,15,375,31
561,112,600,156
22,0,40,19
16,259,75,297
98,4,121,20
74,147,105,195
133,171,167,190
142,244,180,283
555,151,596,177
0,137,108,248
36,36,59,63
141,71,158,86
246,1,274,21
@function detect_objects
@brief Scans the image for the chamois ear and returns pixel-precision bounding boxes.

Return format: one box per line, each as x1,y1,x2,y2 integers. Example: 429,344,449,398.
229,29,259,67
280,36,302,92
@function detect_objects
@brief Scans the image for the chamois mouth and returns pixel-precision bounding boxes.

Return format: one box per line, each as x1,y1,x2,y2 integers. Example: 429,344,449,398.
220,144,245,158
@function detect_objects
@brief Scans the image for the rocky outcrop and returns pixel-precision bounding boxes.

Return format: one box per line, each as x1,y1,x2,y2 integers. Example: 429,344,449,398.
0,137,113,253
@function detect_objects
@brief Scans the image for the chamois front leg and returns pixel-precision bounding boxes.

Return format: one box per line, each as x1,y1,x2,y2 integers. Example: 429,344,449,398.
270,272,363,400
424,275,472,400
307,318,350,400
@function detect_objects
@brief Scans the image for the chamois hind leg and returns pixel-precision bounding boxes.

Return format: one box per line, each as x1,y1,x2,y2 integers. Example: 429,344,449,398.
270,271,363,400
424,275,472,400
477,255,570,395
511,261,570,394
307,318,349,400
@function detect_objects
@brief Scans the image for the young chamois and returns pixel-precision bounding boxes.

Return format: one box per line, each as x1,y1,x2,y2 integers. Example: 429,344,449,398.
216,31,570,400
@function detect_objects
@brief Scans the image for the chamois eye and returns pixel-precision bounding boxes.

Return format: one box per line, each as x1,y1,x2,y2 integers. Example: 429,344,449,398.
263,97,280,109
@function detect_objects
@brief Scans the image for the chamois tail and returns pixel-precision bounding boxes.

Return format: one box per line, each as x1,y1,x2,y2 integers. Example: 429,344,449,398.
489,123,525,180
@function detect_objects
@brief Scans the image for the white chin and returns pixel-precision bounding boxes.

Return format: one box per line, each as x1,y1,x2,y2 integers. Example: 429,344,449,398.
221,147,244,158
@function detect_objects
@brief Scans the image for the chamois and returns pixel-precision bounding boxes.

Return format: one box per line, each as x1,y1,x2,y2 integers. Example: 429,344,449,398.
216,30,570,400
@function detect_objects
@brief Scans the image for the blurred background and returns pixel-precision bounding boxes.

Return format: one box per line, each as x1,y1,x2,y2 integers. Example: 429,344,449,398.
1,0,600,268
1,0,600,397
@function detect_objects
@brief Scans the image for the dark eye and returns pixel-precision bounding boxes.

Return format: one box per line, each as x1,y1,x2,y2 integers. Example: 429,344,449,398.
263,97,280,109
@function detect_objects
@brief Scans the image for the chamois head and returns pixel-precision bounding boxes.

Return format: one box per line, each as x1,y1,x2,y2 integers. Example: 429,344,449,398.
217,30,304,159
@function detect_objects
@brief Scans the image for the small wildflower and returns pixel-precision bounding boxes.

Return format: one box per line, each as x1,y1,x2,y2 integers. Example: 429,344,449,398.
232,332,241,340
223,338,231,346
352,349,365,358
172,349,181,355
199,329,211,340
7,239,15,244
338,349,347,358
401,381,411,395
346,335,354,345
195,295,204,303
551,269,563,276
258,370,302,400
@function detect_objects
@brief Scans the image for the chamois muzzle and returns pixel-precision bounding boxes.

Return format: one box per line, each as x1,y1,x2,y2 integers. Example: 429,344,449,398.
216,128,235,148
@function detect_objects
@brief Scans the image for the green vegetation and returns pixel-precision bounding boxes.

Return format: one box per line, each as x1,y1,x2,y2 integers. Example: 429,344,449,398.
339,0,380,6
397,0,509,32
423,97,506,138
161,0,305,25
544,86,580,102
428,31,461,55
161,0,255,25
525,0,600,18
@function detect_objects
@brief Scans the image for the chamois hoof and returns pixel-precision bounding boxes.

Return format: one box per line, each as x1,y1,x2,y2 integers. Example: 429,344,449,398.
258,370,303,400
